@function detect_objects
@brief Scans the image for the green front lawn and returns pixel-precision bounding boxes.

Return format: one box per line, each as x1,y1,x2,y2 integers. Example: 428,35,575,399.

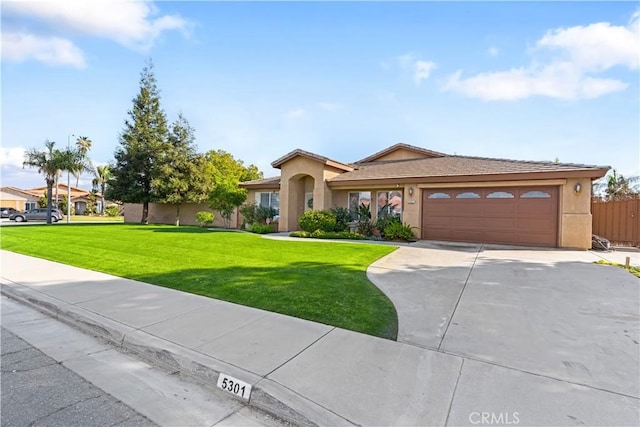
69,215,124,222
0,224,398,339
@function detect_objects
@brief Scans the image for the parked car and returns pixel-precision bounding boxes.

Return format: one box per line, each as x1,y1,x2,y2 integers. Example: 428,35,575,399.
10,208,63,223
0,207,18,218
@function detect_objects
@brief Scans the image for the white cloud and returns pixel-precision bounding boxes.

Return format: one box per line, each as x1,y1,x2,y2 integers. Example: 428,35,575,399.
1,32,86,68
445,12,638,100
488,46,499,57
413,60,436,86
3,0,190,53
394,53,437,86
0,147,27,168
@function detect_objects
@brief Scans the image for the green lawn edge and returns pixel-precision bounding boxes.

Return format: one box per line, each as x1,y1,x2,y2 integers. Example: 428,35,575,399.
0,224,399,339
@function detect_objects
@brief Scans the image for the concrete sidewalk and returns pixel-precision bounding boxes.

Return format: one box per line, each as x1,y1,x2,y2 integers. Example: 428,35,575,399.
1,249,638,426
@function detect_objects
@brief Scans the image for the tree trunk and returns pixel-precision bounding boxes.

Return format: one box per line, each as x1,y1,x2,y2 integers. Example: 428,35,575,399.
175,204,180,227
55,175,59,208
141,201,149,224
46,181,54,224
100,183,106,216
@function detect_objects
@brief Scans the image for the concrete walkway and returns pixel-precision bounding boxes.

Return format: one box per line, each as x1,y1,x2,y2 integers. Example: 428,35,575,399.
1,247,638,426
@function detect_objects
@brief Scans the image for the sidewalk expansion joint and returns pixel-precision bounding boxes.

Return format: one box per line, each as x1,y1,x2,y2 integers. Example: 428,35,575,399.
443,358,464,427
437,244,483,350
439,349,640,401
264,327,336,378
261,377,359,427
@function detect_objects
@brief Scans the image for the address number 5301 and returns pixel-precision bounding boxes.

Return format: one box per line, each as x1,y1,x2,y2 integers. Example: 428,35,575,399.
216,373,252,400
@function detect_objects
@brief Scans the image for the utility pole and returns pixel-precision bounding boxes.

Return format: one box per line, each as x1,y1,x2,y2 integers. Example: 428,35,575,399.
67,134,75,224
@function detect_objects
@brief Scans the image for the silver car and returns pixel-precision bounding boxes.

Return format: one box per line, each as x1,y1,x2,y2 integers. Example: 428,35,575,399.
10,208,63,222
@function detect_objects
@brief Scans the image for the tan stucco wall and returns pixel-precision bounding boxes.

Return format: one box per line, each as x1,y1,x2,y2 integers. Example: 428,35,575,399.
0,191,28,210
123,203,238,228
278,157,332,231
371,148,430,162
558,178,592,249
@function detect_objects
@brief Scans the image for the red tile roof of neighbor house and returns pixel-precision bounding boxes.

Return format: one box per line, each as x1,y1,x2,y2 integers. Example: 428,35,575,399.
329,155,610,184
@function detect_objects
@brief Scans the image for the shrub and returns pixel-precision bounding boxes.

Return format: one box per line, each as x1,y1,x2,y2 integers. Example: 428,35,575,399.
290,230,366,240
250,223,276,234
356,219,376,237
195,211,215,227
383,222,418,241
330,206,353,232
376,214,401,238
240,203,277,226
104,205,120,217
298,210,336,233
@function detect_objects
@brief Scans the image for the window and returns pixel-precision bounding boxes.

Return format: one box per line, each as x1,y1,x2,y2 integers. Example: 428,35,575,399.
456,192,481,199
256,192,279,215
376,191,402,219
487,191,515,199
348,192,371,219
521,191,551,198
25,202,36,210
427,192,451,199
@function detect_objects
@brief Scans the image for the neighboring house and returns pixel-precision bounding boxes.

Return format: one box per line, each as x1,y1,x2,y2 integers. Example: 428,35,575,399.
27,184,103,215
0,184,107,215
240,143,609,249
0,187,40,211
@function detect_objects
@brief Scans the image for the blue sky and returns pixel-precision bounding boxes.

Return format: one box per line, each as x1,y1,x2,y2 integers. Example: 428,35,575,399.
2,1,638,190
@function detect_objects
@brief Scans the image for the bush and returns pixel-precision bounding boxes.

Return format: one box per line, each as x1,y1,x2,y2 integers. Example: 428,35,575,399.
250,223,276,234
383,222,417,241
290,230,366,240
330,206,353,232
240,203,277,226
298,210,336,233
356,219,376,237
195,211,215,227
377,214,401,239
104,205,120,217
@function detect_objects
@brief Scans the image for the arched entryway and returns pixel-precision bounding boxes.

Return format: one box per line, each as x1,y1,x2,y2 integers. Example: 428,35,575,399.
287,174,315,230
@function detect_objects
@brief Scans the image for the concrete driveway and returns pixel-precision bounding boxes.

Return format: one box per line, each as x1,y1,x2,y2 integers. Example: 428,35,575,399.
368,243,639,419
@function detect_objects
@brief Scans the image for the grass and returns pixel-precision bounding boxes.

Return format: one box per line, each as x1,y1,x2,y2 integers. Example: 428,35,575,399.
69,215,124,222
0,224,398,339
595,259,640,278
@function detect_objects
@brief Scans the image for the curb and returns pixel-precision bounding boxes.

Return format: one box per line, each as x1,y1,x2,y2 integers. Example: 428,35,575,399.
1,281,352,427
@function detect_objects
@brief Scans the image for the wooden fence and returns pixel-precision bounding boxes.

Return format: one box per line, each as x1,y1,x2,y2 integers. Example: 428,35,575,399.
592,198,640,246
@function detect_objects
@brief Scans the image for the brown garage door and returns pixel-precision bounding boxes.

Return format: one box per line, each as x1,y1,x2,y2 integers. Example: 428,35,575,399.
421,187,559,247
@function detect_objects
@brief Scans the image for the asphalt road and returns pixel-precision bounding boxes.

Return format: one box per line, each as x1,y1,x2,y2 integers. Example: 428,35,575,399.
1,327,156,427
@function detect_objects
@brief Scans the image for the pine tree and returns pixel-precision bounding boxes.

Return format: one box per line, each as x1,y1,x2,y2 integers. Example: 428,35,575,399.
154,113,212,226
107,61,169,224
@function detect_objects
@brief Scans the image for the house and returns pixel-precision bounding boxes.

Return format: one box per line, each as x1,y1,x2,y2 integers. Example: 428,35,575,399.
0,187,40,211
240,143,609,249
0,184,106,215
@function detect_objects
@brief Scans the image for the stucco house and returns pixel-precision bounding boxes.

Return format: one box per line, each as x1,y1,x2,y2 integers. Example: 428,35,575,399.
240,143,609,249
0,184,108,215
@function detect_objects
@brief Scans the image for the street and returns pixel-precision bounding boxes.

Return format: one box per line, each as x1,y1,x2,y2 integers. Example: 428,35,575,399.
1,327,155,427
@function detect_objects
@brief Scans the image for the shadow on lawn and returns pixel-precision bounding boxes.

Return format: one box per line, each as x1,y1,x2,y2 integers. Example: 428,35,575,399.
130,261,399,340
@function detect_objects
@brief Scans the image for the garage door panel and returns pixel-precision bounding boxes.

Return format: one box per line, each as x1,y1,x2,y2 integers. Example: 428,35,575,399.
422,186,558,247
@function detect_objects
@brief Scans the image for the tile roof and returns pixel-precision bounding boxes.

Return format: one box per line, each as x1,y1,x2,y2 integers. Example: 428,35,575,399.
329,155,610,183
239,176,281,188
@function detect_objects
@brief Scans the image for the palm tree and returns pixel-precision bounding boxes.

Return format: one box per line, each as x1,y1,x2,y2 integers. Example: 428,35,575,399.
73,136,92,187
23,140,69,224
93,165,111,216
